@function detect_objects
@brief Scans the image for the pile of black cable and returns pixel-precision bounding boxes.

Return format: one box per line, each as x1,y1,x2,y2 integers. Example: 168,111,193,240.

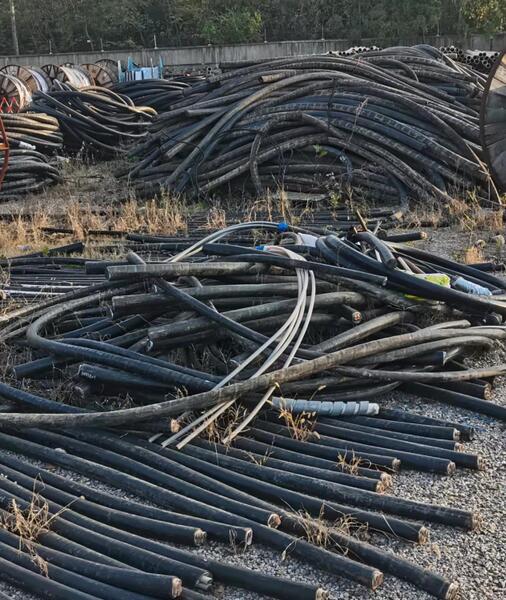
111,78,199,112
2,222,506,600
1,113,63,154
0,112,63,200
124,45,497,211
28,85,156,157
0,149,61,201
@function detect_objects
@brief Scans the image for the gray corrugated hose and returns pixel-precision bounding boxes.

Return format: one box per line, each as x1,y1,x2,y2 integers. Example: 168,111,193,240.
271,398,379,416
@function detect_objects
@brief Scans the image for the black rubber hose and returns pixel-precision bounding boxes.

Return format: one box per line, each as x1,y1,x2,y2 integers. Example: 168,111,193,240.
255,419,458,474
0,533,156,600
0,450,252,546
314,417,460,449
0,482,211,589
336,416,460,441
0,525,181,599
191,437,383,492
0,459,206,545
402,382,506,420
0,553,102,600
0,441,382,591
231,435,388,481
378,408,475,441
111,434,425,543
0,431,264,551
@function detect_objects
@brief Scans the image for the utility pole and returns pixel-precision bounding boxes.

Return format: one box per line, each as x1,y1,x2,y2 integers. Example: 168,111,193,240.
9,0,20,56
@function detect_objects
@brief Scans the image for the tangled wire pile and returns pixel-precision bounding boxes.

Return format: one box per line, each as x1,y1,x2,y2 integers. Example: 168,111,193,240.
112,77,205,112
0,113,63,200
28,86,156,157
0,221,505,599
124,45,497,209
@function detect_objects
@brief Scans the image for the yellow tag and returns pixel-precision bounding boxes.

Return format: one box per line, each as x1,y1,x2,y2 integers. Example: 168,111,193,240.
405,273,451,301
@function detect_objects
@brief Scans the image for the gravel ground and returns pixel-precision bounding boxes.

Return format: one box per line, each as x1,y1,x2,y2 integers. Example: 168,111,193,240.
0,225,505,600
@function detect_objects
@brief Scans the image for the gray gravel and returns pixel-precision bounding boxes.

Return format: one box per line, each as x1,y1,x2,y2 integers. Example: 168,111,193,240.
0,225,505,600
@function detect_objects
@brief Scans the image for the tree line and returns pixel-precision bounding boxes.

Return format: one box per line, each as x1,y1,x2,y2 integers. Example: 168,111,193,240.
0,0,504,55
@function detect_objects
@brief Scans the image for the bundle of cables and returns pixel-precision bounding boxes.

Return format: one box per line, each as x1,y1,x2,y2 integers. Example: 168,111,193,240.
1,221,506,600
28,85,156,157
111,78,202,112
0,148,61,200
1,112,63,154
124,45,498,212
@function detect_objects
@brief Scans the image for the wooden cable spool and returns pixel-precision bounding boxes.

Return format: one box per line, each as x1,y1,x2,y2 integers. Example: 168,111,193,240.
81,63,117,88
0,64,51,93
0,73,31,111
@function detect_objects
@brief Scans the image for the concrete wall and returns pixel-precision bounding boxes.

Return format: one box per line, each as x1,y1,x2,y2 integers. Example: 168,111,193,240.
0,34,504,71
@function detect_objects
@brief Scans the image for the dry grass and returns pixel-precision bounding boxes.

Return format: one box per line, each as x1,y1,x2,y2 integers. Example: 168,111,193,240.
204,404,249,446
277,407,320,442
285,507,368,558
115,195,188,235
0,486,72,576
405,190,503,232
246,447,273,467
0,191,189,259
228,527,249,555
336,450,368,475
0,207,54,257
463,245,485,265
207,207,227,230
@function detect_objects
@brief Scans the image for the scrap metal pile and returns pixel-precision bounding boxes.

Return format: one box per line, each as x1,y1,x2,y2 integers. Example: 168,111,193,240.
0,221,505,600
124,46,498,208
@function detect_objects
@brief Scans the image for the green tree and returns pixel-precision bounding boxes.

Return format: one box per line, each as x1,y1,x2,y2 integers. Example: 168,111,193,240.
461,0,506,32
202,8,262,44
0,0,504,55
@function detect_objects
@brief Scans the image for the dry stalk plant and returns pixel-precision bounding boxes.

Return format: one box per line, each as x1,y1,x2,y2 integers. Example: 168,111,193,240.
1,485,73,576
463,245,485,265
282,507,368,560
336,450,367,476
277,407,320,442
207,207,227,230
204,404,249,446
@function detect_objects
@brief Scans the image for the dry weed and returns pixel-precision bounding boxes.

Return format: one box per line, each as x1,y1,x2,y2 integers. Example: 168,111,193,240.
207,207,227,230
246,448,272,467
0,486,72,576
0,207,53,257
463,245,485,265
286,507,368,556
336,450,367,475
204,404,248,446
277,407,319,442
116,195,188,234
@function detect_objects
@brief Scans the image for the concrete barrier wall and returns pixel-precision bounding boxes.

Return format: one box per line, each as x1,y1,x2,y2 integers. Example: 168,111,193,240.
0,34,504,71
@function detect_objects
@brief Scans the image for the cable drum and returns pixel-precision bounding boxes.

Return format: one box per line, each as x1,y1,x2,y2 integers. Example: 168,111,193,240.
81,63,117,88
41,64,60,82
0,65,51,94
0,73,31,112
54,66,94,89
29,67,52,92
